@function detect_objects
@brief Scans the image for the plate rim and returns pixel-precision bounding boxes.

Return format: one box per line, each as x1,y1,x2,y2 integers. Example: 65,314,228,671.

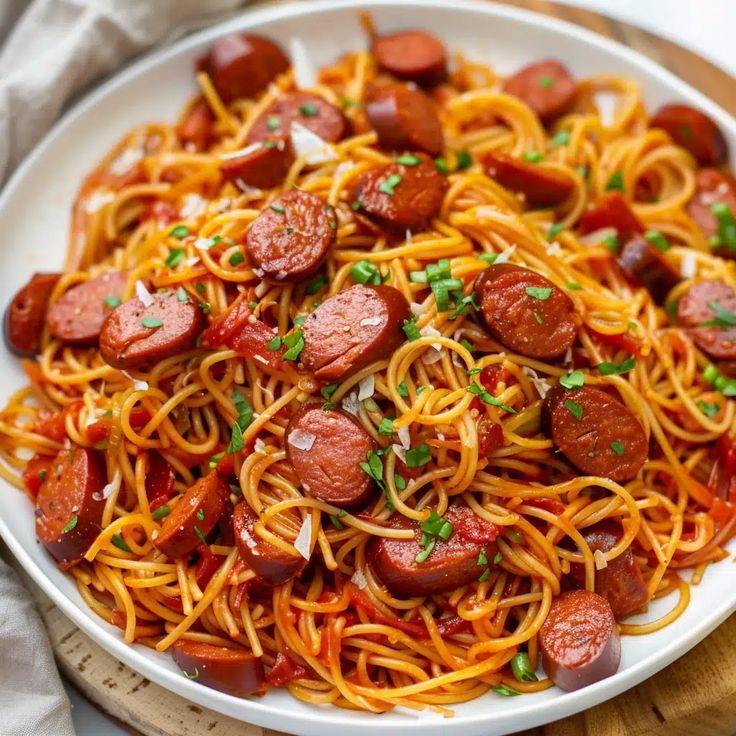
2,1,736,733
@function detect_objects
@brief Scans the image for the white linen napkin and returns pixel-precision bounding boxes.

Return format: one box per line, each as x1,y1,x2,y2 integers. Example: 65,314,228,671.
0,1,254,733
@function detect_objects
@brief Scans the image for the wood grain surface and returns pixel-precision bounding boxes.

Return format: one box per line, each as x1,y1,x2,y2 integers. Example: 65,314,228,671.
11,2,736,736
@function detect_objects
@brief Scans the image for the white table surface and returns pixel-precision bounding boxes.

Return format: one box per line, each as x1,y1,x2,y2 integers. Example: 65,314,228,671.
64,1,736,733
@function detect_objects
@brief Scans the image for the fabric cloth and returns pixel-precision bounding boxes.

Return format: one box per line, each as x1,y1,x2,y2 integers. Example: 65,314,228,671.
0,2,253,733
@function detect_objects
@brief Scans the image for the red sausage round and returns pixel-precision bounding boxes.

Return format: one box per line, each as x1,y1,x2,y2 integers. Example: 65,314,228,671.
677,279,736,360
616,236,680,305
687,169,736,259
539,589,621,691
47,271,130,345
201,34,289,103
245,191,336,283
351,153,448,232
247,92,348,144
153,472,229,560
99,291,205,370
285,403,375,509
503,60,577,124
570,520,649,620
543,386,648,482
220,136,295,191
368,506,501,598
579,192,644,242
475,264,578,360
371,30,448,88
650,103,728,167
171,639,264,696
178,98,215,152
35,446,106,566
300,284,410,381
365,82,443,156
233,503,305,585
5,273,61,356
483,151,574,208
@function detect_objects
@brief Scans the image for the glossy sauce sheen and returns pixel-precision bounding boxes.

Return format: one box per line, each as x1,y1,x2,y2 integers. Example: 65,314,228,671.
475,264,578,360
368,506,501,598
371,30,448,88
616,236,680,305
539,589,621,691
35,447,106,565
5,272,61,356
677,280,736,360
502,59,577,124
579,192,644,241
220,136,295,190
300,284,410,381
285,404,375,508
543,386,648,482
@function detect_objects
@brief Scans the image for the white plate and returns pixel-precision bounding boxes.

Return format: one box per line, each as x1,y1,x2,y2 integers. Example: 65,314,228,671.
1,1,734,734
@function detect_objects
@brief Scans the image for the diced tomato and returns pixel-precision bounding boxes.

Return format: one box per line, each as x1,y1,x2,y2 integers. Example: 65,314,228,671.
452,506,502,544
21,454,54,499
579,192,644,241
480,365,511,393
267,653,312,687
230,320,284,370
149,200,178,226
110,608,129,631
589,328,642,357
177,97,215,152
214,452,235,479
708,433,736,504
33,402,82,442
161,595,185,614
347,583,426,638
435,615,473,637
478,419,505,456
524,497,565,515
86,407,152,444
194,544,225,589
145,450,176,509
200,300,252,349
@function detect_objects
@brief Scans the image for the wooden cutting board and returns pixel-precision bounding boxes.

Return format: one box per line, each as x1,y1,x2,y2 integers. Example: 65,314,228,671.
16,2,736,735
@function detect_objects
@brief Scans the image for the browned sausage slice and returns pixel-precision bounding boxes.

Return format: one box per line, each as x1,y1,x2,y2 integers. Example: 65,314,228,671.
503,60,577,124
368,506,501,598
371,30,448,88
5,273,61,356
539,589,621,691
687,169,736,259
650,103,728,166
285,404,375,509
47,271,130,345
475,264,578,360
233,503,305,585
351,153,447,232
171,640,265,696
99,291,205,370
616,236,680,305
570,520,648,620
35,446,106,566
483,151,574,208
153,472,229,560
201,34,289,103
677,279,736,360
543,386,648,482
220,136,295,190
579,192,644,241
178,98,215,152
247,92,348,144
301,284,410,381
245,190,335,283
365,82,443,155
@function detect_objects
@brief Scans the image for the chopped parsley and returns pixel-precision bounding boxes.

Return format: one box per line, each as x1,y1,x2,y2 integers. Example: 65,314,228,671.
270,202,285,214
597,356,636,375
564,399,583,420
226,389,253,454
61,516,78,534
104,295,122,308
176,287,189,303
405,443,432,467
169,225,189,240
378,174,402,196
228,251,245,266
560,370,585,389
141,317,163,329
603,234,619,252
165,248,185,268
700,301,736,328
397,381,409,398
610,440,625,456
350,259,381,285
546,223,563,241
111,533,131,552
282,329,304,361
710,202,736,251
550,130,570,147
523,151,543,163
467,383,516,413
305,274,328,295
455,149,472,170
538,75,554,88
511,652,538,683
605,171,624,192
267,336,282,351
151,505,171,520
525,286,553,300
378,417,395,435
493,684,521,697
321,383,338,401
397,154,421,166
645,229,670,252
298,103,319,117
266,115,281,131
402,319,422,341
697,400,720,417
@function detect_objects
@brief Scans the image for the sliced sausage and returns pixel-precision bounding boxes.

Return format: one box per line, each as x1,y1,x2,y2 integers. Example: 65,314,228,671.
687,169,736,259
371,30,447,88
677,279,736,360
364,82,443,156
47,271,129,345
539,589,621,691
502,60,576,124
542,386,648,482
245,190,335,283
153,472,229,560
475,264,578,360
351,153,448,232
301,284,410,381
171,639,264,696
650,103,728,167
368,505,501,598
579,192,644,241
285,403,375,509
616,236,680,305
220,136,294,190
233,502,305,585
178,97,215,151
247,92,348,144
200,34,289,103
99,291,205,370
35,446,106,566
570,520,648,620
483,151,574,208
5,273,61,356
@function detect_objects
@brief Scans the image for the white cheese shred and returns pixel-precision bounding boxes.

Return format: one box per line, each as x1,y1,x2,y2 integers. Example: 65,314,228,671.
290,121,338,165
351,568,368,590
288,429,316,451
289,36,317,89
358,375,375,401
294,516,313,560
135,280,154,308
594,549,609,570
